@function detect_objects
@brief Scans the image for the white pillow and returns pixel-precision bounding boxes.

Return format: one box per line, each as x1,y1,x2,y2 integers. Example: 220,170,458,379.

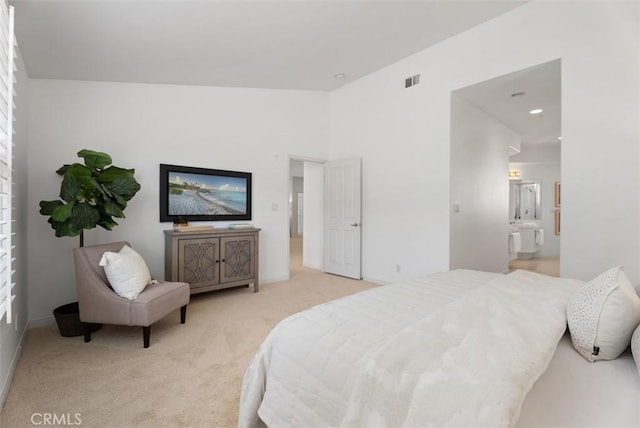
567,267,640,362
99,245,152,300
632,325,640,375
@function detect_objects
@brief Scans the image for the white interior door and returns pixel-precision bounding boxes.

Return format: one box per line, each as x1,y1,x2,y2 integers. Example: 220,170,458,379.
324,158,362,279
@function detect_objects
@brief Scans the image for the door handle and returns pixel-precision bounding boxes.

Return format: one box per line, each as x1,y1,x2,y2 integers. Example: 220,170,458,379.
350,222,360,227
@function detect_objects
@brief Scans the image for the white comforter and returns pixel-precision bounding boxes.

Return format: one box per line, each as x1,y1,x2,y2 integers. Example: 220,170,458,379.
238,269,582,428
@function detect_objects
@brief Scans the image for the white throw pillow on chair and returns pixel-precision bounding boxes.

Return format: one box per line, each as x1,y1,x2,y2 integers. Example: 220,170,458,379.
567,267,640,362
99,245,152,300
632,325,640,375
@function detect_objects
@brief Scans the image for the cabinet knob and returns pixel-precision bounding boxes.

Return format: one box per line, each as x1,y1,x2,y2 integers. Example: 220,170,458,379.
221,259,226,263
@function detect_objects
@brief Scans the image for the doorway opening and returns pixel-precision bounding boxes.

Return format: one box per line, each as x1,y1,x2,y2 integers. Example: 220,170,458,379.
288,158,324,278
450,59,561,276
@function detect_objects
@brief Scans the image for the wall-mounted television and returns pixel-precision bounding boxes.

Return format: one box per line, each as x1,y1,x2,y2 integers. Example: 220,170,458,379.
159,164,252,223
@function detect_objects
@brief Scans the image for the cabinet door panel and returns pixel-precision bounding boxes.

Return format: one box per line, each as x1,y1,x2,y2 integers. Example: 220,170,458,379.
178,238,219,287
220,236,254,283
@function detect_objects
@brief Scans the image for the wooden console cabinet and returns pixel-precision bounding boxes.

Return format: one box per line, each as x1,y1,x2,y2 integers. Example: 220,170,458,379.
164,228,260,294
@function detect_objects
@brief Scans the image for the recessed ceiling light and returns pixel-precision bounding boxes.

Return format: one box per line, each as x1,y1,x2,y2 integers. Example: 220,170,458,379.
558,136,562,141
529,108,543,115
333,73,346,79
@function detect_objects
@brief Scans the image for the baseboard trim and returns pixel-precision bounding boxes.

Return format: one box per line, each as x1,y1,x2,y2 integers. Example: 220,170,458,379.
302,262,322,270
362,277,390,286
28,315,55,329
0,323,28,410
259,275,290,285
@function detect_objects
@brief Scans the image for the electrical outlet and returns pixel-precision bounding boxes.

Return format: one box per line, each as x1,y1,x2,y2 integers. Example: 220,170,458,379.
396,265,401,273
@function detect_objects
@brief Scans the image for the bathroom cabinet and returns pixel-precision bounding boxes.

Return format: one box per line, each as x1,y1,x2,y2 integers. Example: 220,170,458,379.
516,227,544,259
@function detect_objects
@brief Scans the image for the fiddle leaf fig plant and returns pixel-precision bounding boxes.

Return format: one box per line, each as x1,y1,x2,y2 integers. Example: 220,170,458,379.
39,149,141,245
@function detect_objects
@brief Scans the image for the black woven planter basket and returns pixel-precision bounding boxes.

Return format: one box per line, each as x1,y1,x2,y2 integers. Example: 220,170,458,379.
53,302,101,337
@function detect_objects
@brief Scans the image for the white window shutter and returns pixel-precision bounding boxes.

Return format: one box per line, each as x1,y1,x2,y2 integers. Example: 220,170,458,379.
0,1,15,324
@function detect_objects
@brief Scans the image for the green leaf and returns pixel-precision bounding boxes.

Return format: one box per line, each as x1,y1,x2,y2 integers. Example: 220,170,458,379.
113,193,127,206
61,165,103,202
53,222,73,237
98,166,135,183
98,218,119,231
39,200,63,216
48,217,81,238
78,175,105,199
52,202,74,222
60,174,83,203
78,149,112,170
64,164,92,179
103,200,124,218
68,203,100,231
56,164,76,175
106,176,141,200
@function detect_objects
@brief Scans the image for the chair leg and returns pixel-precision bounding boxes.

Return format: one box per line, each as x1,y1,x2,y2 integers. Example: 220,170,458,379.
142,326,150,348
82,323,93,343
180,305,187,324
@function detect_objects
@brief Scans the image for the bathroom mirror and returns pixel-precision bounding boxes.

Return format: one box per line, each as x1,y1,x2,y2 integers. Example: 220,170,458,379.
509,180,541,221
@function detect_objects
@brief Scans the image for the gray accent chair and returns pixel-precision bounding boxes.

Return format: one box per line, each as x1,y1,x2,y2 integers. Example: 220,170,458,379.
73,241,190,348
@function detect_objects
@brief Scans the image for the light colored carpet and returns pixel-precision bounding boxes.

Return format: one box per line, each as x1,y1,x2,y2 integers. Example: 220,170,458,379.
1,239,374,427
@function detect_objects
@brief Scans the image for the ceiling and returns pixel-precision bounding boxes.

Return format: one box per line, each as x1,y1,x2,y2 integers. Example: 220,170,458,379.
455,60,561,146
10,0,525,91
12,1,556,146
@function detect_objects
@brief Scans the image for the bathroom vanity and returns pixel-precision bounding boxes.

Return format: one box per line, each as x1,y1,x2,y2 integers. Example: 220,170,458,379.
509,180,544,260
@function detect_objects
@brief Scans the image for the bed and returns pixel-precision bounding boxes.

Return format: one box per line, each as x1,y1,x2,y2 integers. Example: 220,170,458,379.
238,269,639,427
518,333,639,427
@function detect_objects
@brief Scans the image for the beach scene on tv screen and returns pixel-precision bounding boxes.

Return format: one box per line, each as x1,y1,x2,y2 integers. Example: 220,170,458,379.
168,172,247,216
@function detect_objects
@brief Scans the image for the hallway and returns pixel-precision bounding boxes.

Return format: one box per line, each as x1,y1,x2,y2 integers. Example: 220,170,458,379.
290,235,321,278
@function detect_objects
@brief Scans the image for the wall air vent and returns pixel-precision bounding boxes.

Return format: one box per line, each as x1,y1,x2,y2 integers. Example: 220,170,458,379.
404,74,421,88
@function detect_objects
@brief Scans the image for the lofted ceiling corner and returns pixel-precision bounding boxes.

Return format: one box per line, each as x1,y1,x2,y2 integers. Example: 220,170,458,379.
10,0,526,91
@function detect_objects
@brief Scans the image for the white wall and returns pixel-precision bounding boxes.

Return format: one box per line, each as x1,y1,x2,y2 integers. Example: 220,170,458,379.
511,144,561,164
27,80,329,322
450,96,518,273
1,50,29,408
329,1,639,284
302,161,323,269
